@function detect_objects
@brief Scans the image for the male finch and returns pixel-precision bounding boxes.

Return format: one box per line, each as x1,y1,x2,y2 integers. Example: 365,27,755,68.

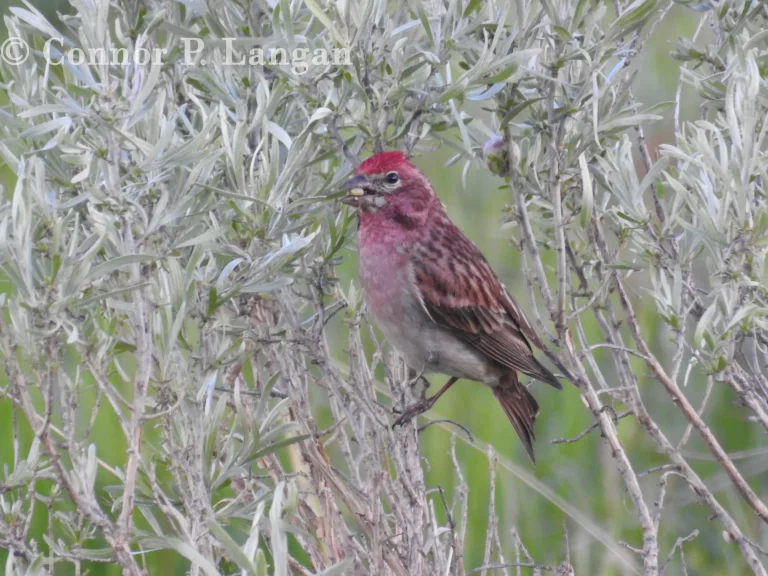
340,151,562,462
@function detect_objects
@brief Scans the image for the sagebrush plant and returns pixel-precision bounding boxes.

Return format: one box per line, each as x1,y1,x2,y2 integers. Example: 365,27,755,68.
0,0,766,574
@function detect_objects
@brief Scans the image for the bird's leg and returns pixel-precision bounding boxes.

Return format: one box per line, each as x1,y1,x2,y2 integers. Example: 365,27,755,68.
392,377,459,428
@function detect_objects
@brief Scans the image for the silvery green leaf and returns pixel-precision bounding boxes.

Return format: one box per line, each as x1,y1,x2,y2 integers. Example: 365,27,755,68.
313,559,353,576
392,19,421,36
71,163,91,184
55,192,91,210
694,300,719,348
266,121,293,150
606,0,658,42
255,550,268,576
410,0,435,46
260,398,292,434
86,443,97,493
207,518,260,575
466,83,506,101
139,538,220,576
259,421,301,448
162,302,187,375
197,371,218,409
12,1,64,39
598,114,662,133
302,0,345,44
263,231,318,263
86,255,158,281
255,374,279,425
241,435,311,468
243,501,265,564
724,305,766,333
578,152,593,227
270,481,288,576
0,142,19,172
308,107,333,125
74,283,151,308
174,228,227,249
132,61,163,118
19,117,72,139
216,258,244,290
17,104,82,118
240,277,294,294
636,156,669,197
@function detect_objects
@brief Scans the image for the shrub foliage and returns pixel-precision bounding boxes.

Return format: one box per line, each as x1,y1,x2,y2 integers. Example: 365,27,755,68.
1,0,767,574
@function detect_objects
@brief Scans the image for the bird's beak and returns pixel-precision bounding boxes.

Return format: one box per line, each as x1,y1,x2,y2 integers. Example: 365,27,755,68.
339,175,370,207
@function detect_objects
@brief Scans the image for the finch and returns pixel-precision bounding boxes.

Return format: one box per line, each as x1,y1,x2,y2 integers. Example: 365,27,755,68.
340,151,562,462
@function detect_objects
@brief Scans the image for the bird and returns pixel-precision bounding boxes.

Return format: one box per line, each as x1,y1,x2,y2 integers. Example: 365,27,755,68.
339,150,562,462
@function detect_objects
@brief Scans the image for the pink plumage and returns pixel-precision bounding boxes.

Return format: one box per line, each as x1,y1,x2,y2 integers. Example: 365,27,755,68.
340,151,561,462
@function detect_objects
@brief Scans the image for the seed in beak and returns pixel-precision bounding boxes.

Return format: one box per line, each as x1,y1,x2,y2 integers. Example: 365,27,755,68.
348,187,365,197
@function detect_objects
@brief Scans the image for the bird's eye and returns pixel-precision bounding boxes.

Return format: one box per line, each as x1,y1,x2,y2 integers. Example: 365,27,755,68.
385,171,400,184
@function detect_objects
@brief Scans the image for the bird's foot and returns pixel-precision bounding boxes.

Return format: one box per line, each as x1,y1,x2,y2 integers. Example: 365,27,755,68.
392,398,434,428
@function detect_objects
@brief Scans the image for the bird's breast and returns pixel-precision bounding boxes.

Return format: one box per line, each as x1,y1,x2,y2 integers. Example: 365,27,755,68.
356,235,501,384
357,236,413,320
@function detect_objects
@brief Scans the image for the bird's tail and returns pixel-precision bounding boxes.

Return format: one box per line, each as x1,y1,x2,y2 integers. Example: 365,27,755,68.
494,372,540,463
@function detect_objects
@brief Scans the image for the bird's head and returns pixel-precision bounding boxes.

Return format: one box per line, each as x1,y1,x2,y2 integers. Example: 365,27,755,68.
339,151,437,223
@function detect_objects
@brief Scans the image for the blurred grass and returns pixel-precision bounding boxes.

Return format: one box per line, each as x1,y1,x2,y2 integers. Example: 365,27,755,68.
0,1,764,574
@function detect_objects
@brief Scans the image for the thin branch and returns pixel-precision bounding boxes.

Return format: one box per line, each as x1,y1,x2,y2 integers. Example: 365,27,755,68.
613,268,768,525
468,563,555,575
328,114,360,167
551,409,633,444
418,418,474,442
659,530,699,574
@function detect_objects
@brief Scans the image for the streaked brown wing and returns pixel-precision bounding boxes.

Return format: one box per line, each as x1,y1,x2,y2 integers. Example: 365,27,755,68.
411,219,561,389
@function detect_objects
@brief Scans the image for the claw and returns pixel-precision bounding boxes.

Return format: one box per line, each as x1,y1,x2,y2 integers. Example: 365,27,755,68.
392,412,413,429
392,377,460,430
391,399,432,428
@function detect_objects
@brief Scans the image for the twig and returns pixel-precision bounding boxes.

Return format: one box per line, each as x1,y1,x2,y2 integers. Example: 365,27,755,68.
328,114,360,167
481,447,499,576
551,409,633,444
418,418,474,442
468,563,555,574
117,227,152,553
612,266,768,525
659,530,699,574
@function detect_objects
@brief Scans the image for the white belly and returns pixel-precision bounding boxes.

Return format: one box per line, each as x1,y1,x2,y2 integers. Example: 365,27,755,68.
373,299,502,385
